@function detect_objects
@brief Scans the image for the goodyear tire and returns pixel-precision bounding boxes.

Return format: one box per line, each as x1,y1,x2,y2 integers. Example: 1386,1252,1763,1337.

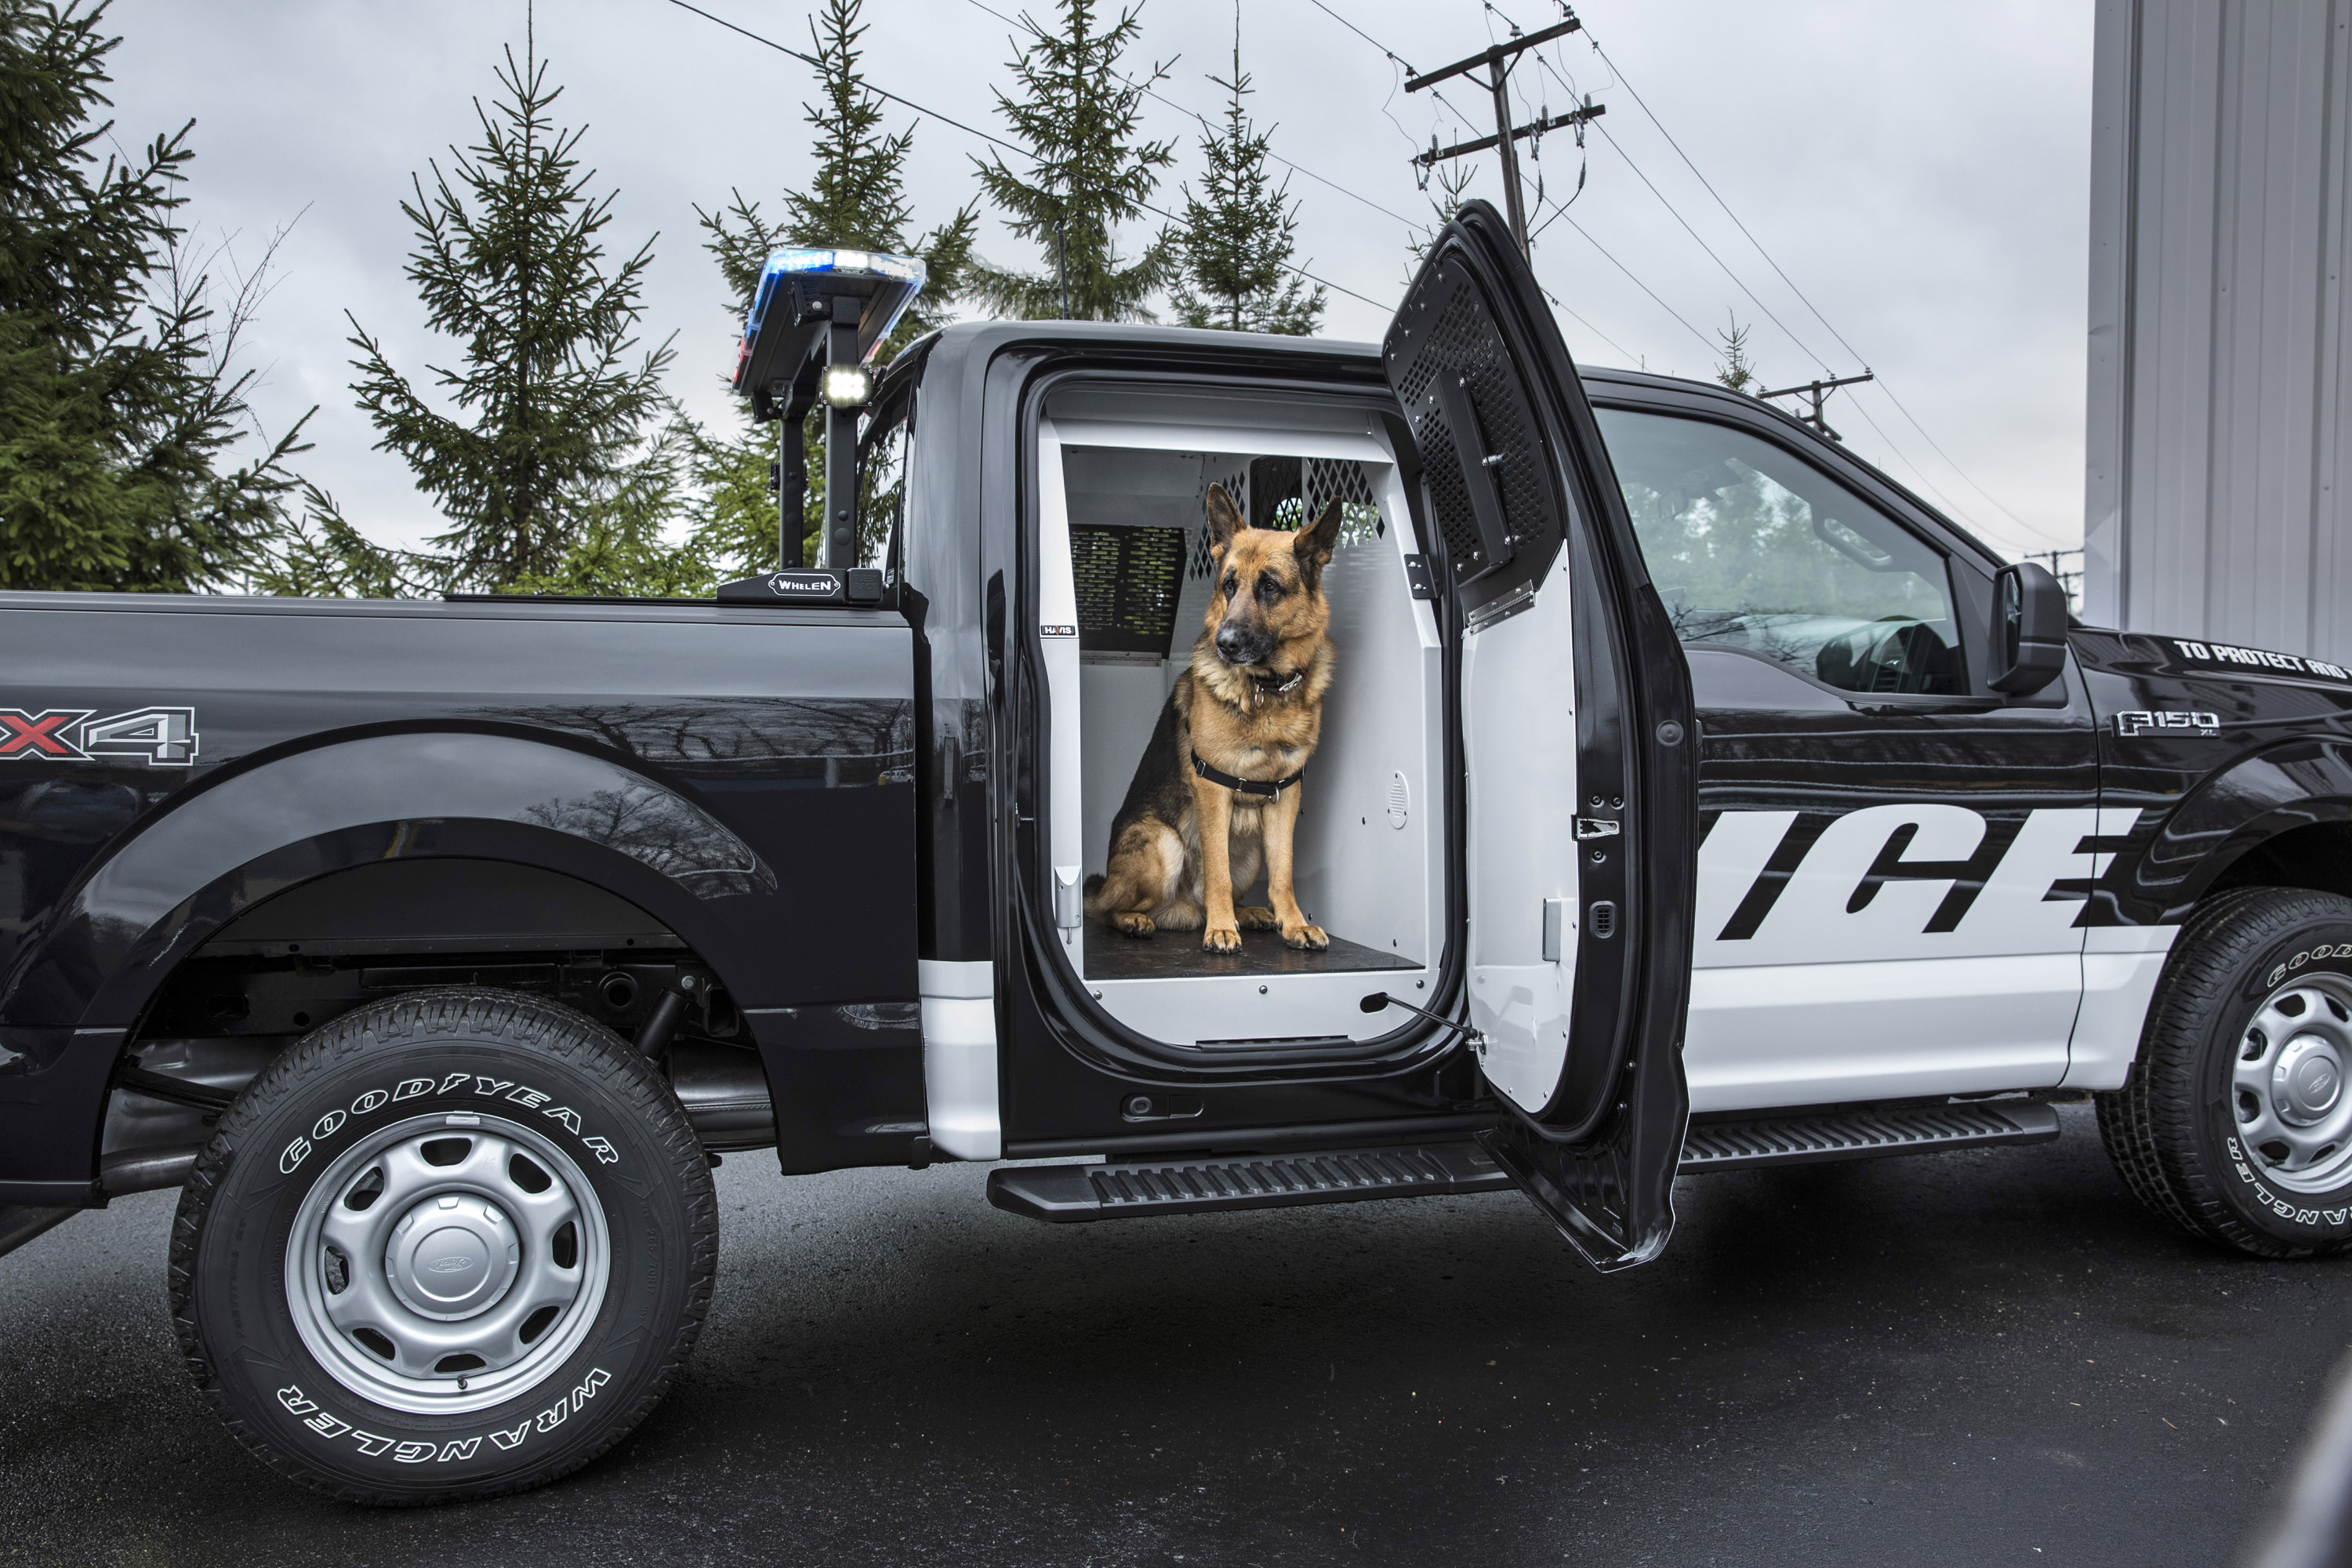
2098,887,2352,1258
169,989,717,1504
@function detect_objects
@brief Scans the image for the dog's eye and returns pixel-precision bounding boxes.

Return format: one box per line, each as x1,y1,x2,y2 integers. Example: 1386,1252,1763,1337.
1221,573,1238,597
1255,573,1283,603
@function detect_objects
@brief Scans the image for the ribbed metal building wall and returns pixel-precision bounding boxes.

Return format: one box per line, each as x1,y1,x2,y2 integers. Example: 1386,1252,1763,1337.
2084,0,2352,659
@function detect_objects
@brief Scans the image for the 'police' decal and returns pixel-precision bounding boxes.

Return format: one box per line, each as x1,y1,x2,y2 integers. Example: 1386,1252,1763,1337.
1694,806,2149,967
0,707,198,766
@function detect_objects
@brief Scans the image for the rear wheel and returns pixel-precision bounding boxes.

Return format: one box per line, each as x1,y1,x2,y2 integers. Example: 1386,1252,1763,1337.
169,989,717,1504
2097,887,2352,1258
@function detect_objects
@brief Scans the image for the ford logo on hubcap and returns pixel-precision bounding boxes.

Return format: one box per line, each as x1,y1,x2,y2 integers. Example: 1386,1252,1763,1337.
426,1254,477,1275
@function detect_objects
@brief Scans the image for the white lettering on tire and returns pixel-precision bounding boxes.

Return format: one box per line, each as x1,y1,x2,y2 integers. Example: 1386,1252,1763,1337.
2225,1137,2352,1227
276,1369,609,1465
274,1076,620,1177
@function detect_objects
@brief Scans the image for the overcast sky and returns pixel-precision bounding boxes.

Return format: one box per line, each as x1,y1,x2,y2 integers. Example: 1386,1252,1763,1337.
103,0,2094,562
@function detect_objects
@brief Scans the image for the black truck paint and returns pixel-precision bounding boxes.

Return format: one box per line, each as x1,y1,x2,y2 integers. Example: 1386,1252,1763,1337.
5,209,2352,1260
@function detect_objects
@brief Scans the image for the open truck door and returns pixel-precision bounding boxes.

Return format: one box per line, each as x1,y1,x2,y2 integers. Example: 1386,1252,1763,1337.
1384,201,1700,1272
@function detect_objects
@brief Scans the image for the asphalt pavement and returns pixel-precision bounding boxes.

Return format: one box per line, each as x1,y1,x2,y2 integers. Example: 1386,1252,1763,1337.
2,1102,2347,1566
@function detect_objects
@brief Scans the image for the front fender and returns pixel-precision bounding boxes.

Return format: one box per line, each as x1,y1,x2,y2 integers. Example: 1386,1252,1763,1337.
2130,737,2352,918
1,731,792,1030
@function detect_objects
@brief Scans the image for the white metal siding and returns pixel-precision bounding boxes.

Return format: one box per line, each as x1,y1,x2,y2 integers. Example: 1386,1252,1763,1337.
2085,0,2352,661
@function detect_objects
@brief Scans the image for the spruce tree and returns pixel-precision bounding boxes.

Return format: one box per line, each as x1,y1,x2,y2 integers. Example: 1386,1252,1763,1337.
342,17,675,593
1715,316,1758,394
968,0,1174,321
1168,16,1322,336
691,0,976,577
0,0,308,593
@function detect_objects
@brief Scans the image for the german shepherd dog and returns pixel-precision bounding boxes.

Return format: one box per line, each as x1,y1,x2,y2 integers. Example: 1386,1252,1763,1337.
1085,482,1345,953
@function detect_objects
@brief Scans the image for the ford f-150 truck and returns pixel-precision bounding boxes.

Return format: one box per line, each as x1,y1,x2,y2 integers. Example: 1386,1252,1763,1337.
5,204,2351,1504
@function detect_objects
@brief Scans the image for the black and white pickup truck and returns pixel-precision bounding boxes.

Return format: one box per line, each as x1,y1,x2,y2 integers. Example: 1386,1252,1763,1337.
5,202,2350,1504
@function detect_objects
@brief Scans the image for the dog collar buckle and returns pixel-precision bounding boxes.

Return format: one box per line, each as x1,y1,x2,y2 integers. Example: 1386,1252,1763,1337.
1250,670,1305,697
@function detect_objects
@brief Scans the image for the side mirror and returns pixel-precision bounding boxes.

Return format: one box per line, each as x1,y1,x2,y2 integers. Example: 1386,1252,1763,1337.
1987,561,2069,695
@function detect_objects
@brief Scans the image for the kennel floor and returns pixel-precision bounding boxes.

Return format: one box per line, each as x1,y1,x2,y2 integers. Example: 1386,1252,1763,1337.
1081,925,1418,982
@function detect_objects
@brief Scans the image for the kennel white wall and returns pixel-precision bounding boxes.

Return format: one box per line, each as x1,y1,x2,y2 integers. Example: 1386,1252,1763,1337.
1037,404,1444,1046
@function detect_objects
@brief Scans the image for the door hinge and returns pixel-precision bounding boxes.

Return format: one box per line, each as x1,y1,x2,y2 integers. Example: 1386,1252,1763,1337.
1573,817,1621,840
1401,554,1437,600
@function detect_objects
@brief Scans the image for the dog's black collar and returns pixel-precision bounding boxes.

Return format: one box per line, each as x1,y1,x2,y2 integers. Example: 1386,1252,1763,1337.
1192,751,1304,800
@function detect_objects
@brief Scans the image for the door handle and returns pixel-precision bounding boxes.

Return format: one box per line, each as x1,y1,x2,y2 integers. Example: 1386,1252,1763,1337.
1431,372,1516,579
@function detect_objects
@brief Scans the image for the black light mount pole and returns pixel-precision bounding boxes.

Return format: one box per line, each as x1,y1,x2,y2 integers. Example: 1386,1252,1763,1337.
1405,13,1592,257
1057,220,1069,320
1756,369,1875,443
821,296,861,569
776,412,805,568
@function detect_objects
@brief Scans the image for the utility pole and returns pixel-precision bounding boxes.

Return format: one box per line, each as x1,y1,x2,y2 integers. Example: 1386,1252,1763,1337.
1406,13,1599,256
1757,370,1875,443
2031,546,2085,610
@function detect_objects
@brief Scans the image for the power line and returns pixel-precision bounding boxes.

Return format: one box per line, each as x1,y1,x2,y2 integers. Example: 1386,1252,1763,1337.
1572,23,2071,546
1302,0,1417,74
662,0,1390,314
956,0,1428,231
1534,193,1715,359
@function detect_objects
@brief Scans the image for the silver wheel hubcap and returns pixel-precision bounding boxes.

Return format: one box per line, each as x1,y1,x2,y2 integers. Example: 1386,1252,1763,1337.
2234,974,2352,1193
285,1114,612,1415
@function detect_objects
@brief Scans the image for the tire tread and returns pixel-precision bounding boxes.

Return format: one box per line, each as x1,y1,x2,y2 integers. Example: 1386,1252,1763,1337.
2094,887,2352,1260
167,987,717,1505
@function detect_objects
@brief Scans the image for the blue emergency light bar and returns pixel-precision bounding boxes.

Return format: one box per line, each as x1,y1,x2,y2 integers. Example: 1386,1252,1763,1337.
730,247,927,402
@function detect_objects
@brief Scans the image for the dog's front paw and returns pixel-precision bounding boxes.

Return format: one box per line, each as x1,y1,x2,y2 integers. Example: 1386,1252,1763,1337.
1236,906,1279,931
1112,912,1157,938
1282,922,1329,951
1203,924,1243,953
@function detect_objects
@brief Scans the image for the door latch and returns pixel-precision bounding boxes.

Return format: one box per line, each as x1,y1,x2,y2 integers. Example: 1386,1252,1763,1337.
1573,817,1621,840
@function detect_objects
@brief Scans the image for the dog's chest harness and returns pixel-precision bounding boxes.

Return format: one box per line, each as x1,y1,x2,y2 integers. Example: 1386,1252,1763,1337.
1192,751,1305,800
1191,667,1309,798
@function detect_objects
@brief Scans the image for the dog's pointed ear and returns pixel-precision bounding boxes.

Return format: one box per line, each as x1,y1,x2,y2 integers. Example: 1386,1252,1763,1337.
1293,499,1345,589
1205,483,1247,558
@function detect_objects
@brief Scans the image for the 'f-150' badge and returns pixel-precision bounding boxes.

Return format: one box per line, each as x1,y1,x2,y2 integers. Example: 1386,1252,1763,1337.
2114,710,2220,738
0,707,198,765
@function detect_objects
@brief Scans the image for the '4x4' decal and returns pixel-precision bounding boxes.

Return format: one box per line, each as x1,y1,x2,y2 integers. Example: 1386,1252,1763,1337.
0,707,198,765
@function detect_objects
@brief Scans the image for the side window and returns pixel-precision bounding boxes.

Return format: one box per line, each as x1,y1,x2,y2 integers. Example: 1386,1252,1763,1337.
855,394,913,580
1592,406,1965,697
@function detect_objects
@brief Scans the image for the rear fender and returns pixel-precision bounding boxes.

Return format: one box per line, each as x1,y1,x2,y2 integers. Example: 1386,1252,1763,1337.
2,732,783,1033
0,732,797,1200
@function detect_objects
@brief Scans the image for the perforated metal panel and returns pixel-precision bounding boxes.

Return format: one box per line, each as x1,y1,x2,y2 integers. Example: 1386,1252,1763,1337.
1385,252,1566,622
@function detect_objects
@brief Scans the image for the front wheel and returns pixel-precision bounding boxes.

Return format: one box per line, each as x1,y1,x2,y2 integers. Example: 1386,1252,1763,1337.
2098,886,2352,1258
169,989,717,1504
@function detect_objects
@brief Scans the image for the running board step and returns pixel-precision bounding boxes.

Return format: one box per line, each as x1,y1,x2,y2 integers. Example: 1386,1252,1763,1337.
1679,1100,2060,1173
988,1141,1512,1222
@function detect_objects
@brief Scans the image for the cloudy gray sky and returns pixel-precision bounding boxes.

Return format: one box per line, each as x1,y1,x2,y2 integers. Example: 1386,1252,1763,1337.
105,0,2092,561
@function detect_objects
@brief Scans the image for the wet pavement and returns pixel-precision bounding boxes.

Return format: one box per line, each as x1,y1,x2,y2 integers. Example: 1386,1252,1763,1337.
2,1102,2345,1566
